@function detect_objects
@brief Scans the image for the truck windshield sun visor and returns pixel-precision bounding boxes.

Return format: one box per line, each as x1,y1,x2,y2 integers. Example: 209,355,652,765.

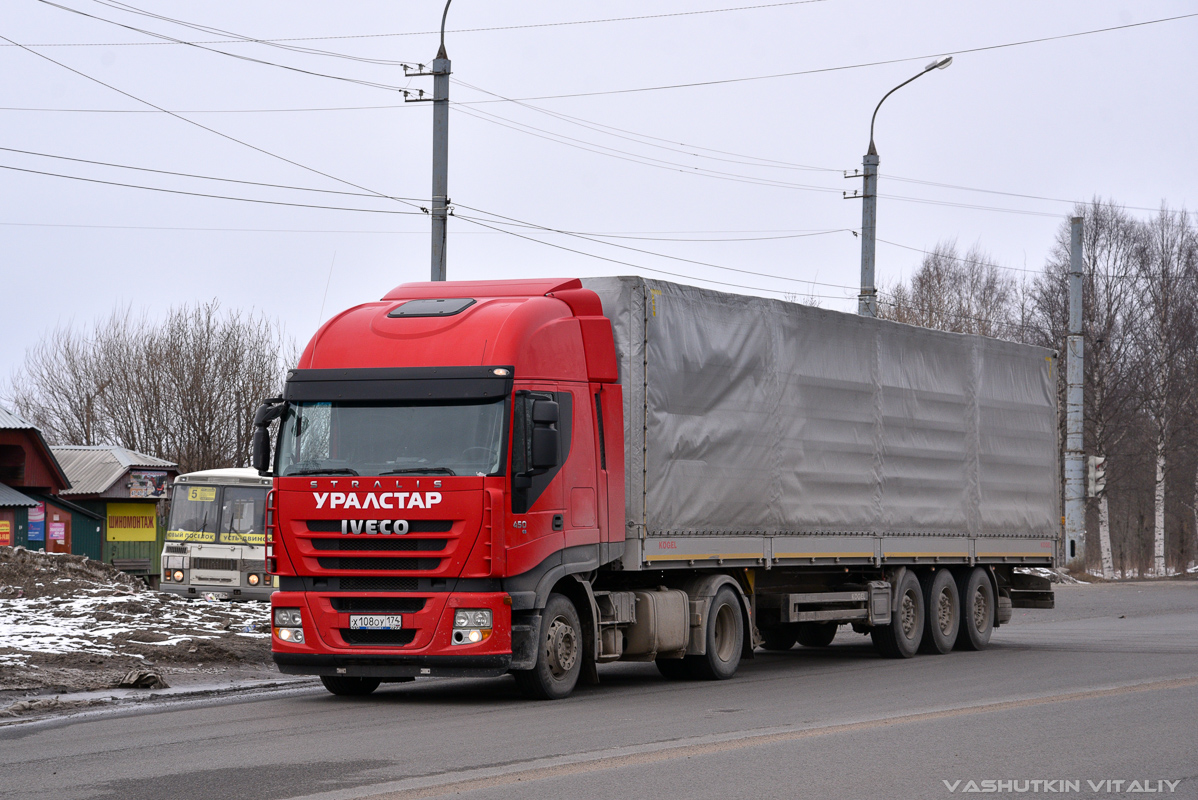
387,298,475,317
283,366,513,403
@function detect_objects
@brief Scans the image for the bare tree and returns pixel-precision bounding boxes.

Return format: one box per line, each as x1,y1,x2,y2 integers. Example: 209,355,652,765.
1135,207,1197,576
878,240,1018,339
7,300,295,474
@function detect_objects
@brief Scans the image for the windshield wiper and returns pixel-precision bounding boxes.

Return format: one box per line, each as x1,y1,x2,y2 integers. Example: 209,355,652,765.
284,467,360,476
379,467,456,476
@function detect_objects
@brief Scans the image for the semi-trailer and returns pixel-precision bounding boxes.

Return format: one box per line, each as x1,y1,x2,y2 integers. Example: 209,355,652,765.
255,276,1059,699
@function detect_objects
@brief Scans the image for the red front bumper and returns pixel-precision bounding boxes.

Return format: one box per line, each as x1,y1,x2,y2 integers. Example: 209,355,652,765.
271,590,513,678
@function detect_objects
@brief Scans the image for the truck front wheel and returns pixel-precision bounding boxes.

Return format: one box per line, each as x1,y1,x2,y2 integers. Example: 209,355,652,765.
871,570,924,658
514,593,583,700
688,585,744,680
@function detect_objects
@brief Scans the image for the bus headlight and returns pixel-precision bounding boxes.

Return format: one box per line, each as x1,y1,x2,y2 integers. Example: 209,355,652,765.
247,573,260,586
173,570,184,582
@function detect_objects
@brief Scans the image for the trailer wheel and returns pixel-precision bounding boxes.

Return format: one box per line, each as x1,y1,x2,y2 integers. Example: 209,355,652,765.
760,625,798,651
954,568,994,651
687,585,744,680
918,569,959,654
320,676,380,696
870,570,924,658
514,593,582,700
796,622,837,648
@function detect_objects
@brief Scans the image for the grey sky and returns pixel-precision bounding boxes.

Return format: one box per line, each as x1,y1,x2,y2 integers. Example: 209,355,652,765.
2,0,1195,382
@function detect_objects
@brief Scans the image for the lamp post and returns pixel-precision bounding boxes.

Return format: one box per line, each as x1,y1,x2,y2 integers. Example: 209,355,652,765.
856,56,952,317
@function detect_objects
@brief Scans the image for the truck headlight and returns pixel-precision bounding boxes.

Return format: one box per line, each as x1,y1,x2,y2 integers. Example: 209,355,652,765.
276,627,304,644
452,608,493,645
273,607,302,626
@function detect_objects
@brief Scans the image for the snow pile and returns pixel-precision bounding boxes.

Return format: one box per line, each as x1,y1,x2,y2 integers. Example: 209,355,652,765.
1015,567,1089,585
0,546,271,695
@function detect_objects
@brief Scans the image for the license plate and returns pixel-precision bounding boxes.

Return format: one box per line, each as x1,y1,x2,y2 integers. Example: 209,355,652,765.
349,614,403,630
201,592,229,601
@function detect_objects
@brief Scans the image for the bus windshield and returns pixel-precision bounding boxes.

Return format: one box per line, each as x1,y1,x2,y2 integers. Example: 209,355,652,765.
275,399,507,478
166,484,268,545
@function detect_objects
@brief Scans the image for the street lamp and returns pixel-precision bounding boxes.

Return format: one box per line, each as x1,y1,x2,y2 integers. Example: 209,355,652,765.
855,56,952,317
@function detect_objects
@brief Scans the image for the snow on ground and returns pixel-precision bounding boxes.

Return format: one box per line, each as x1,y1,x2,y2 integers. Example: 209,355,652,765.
0,546,273,698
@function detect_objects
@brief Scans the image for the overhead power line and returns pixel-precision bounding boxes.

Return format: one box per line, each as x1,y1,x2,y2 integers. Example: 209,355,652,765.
3,1,834,47
454,203,860,292
455,214,852,301
34,0,411,91
0,163,426,214
0,33,425,212
0,145,425,202
456,12,1198,103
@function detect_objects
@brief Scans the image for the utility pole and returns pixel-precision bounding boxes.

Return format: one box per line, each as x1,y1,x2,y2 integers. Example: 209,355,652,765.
1064,216,1085,565
846,57,951,317
405,1,453,281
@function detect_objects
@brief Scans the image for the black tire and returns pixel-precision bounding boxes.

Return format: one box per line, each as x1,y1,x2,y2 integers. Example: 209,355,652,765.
870,570,924,659
513,593,583,700
796,622,838,648
760,625,799,651
955,568,995,651
320,675,380,696
655,657,691,680
688,585,744,680
918,569,960,655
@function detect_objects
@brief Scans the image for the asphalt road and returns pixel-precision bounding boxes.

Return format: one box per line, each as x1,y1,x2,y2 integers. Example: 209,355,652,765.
3,580,1196,800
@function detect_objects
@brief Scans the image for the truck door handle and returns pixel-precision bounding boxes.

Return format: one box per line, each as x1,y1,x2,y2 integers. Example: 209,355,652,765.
553,514,564,531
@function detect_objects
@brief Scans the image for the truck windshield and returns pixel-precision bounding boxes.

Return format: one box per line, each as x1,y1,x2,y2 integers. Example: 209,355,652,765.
275,399,507,478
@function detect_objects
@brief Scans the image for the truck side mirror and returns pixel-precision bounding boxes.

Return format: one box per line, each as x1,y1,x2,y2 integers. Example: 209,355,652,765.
252,398,286,476
531,427,560,470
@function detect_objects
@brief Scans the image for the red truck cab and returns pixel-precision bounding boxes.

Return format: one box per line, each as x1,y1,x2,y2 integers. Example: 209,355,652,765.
262,278,625,696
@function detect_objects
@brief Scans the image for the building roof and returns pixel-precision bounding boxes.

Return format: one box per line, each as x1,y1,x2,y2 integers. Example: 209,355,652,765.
0,406,36,430
0,406,72,492
0,482,39,507
50,446,177,497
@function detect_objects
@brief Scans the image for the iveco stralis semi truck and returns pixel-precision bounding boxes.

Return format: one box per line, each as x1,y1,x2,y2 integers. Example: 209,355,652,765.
253,277,1059,699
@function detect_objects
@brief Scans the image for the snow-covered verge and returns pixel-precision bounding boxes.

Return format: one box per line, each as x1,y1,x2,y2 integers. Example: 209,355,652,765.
1014,567,1089,585
0,546,274,710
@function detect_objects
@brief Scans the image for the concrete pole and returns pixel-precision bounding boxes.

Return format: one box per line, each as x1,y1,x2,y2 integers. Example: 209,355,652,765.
430,53,450,282
1064,216,1085,565
857,149,879,317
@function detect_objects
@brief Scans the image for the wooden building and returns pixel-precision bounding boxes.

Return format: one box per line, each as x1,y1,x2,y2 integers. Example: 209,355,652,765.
0,407,71,549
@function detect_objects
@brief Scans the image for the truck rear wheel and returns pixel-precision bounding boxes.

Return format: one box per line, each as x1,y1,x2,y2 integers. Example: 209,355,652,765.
955,568,994,651
870,570,924,659
514,593,582,700
796,622,837,648
760,625,798,651
320,675,380,696
688,585,744,680
918,569,960,654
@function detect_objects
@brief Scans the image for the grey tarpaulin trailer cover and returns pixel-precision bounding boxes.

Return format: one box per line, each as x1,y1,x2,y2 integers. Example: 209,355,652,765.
582,276,1060,572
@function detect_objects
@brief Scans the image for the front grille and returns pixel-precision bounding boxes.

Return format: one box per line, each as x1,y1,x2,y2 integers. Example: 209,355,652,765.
317,557,439,571
340,577,419,592
306,520,453,533
192,557,238,571
310,538,446,552
164,544,187,554
331,597,426,613
340,629,417,646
